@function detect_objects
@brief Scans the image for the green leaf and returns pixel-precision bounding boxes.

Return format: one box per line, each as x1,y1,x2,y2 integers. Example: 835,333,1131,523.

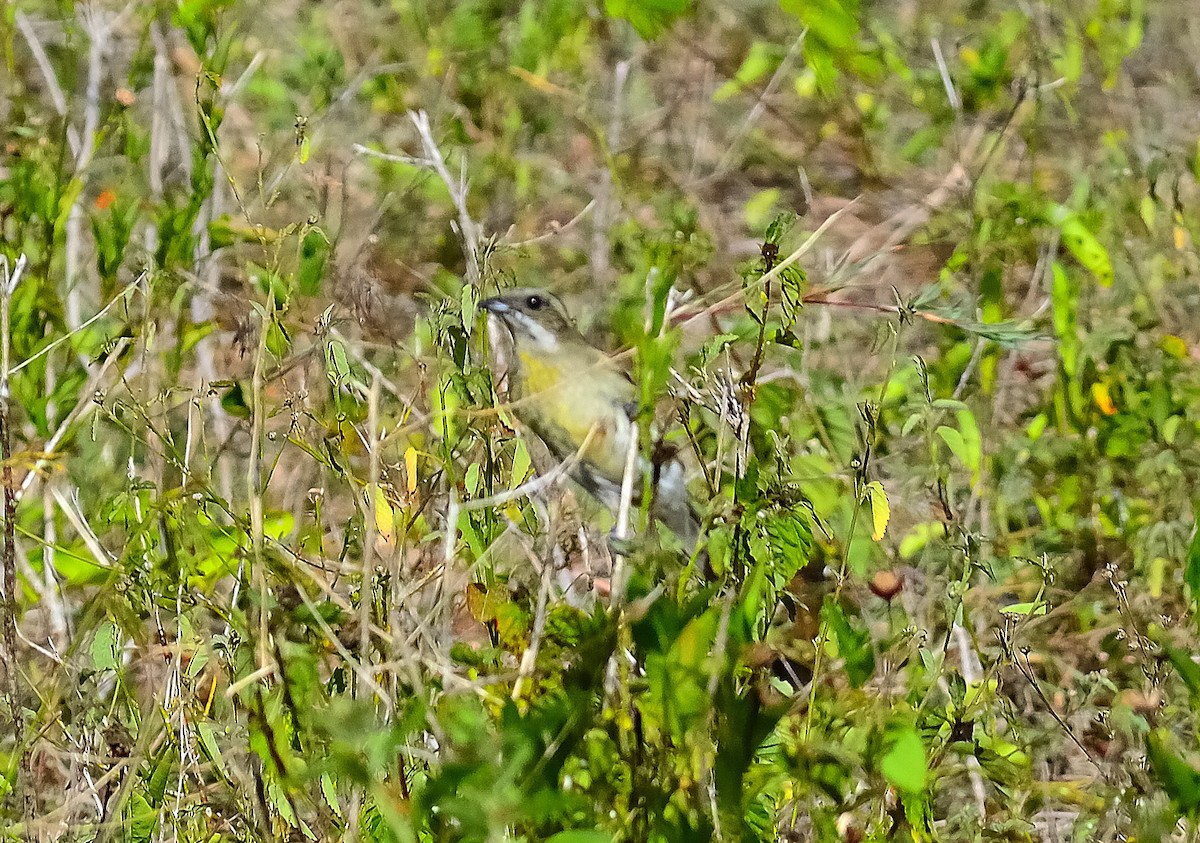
821,597,875,687
1026,413,1048,440
510,439,532,489
546,832,612,843
604,0,691,39
931,399,969,411
880,723,928,794
899,523,941,559
146,747,172,806
1166,647,1200,702
55,177,85,231
1047,204,1113,286
461,283,478,335
320,772,342,817
715,41,777,102
698,332,739,367
765,210,798,245
1148,729,1200,813
265,316,292,359
219,381,252,419
325,338,353,387
936,414,981,485
998,601,1047,617
1187,513,1200,630
643,607,721,737
956,408,982,482
934,316,1041,346
297,229,329,296
268,778,301,829
763,509,813,580
744,187,781,229
936,425,966,462
91,620,121,671
780,0,860,92
1051,262,1080,376
123,793,157,843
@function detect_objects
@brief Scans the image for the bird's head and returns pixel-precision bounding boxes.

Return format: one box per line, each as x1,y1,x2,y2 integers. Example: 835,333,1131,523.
480,288,582,354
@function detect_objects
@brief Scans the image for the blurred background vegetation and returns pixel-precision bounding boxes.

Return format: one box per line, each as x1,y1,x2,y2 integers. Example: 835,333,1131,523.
3,0,1200,840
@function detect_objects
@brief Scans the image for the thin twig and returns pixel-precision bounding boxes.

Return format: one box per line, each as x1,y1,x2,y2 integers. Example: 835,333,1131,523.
511,536,558,702
10,284,139,375
0,254,27,721
843,127,981,266
506,199,597,248
249,308,268,672
361,374,381,690
710,31,807,179
1015,650,1105,776
673,199,859,334
351,144,431,167
931,38,962,112
456,432,591,514
952,622,989,816
50,487,116,571
591,57,632,281
64,6,118,331
608,419,641,612
701,590,735,839
14,12,81,156
293,582,394,718
16,337,130,505
408,110,483,286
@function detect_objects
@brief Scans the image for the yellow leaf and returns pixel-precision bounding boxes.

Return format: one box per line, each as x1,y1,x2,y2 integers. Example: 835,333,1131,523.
1149,556,1166,599
405,445,418,493
509,66,573,98
867,481,890,542
1091,381,1118,416
374,487,395,545
1161,335,1188,359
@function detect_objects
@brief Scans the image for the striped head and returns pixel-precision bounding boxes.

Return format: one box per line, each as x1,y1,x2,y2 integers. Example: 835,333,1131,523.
479,288,582,353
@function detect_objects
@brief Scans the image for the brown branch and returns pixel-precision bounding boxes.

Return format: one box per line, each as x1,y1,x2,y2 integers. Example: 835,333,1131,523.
0,253,27,818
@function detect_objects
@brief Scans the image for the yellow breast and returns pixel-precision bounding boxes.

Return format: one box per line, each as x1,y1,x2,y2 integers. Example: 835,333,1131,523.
514,347,634,483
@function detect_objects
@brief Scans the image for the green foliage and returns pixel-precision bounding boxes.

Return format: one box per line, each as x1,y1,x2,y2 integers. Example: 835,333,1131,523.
605,0,692,40
1,0,1198,840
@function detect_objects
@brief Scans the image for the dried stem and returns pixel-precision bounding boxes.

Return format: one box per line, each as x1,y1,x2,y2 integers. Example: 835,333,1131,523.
13,12,81,156
709,30,807,180
590,57,632,281
408,110,483,286
608,419,641,612
361,374,382,687
0,254,27,823
0,255,27,714
64,7,118,331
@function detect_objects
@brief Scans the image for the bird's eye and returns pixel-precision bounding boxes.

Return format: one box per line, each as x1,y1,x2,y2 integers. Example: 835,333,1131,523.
525,295,545,311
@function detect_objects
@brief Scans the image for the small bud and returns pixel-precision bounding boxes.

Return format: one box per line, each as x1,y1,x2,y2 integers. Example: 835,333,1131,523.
870,569,903,601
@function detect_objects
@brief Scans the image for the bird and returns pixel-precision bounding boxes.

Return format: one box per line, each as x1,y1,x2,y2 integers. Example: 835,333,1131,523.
480,288,703,557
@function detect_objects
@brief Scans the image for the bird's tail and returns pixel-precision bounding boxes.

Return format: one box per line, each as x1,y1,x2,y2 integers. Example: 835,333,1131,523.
651,461,708,573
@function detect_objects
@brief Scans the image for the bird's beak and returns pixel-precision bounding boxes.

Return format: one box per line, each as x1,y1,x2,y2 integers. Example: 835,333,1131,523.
480,297,509,314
